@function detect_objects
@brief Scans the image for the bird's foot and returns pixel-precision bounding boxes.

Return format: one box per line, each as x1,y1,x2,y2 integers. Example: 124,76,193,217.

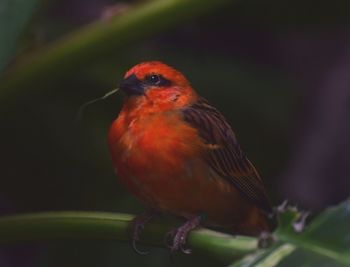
165,215,202,254
131,211,157,255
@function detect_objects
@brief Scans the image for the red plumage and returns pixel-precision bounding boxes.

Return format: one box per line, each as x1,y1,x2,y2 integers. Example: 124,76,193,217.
108,61,272,251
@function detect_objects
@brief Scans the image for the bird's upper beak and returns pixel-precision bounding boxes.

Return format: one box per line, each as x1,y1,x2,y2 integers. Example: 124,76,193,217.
119,74,144,96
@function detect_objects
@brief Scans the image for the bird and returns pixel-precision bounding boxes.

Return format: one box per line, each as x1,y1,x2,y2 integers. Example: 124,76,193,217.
108,61,273,253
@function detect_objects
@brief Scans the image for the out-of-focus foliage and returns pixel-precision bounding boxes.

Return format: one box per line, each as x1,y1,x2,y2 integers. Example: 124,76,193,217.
0,0,349,266
233,199,350,266
0,0,229,99
0,0,39,73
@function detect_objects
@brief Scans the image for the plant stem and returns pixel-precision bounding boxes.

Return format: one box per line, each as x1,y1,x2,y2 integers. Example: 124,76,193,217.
0,0,229,100
0,211,256,261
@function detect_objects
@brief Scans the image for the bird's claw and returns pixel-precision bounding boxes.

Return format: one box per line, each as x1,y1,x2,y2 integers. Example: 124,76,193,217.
130,212,155,255
165,228,191,253
164,229,176,248
132,237,149,255
132,223,149,255
164,216,201,253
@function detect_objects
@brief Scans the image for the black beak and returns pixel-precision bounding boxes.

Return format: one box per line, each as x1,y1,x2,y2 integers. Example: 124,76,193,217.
119,74,144,96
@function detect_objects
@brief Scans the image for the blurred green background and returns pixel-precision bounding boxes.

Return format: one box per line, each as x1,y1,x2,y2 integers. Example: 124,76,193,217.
1,0,350,266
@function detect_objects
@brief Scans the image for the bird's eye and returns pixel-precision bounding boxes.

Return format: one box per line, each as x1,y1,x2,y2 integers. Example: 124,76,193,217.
146,74,160,85
144,74,171,87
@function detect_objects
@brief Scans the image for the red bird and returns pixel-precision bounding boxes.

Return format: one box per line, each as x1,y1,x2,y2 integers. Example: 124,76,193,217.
108,61,272,253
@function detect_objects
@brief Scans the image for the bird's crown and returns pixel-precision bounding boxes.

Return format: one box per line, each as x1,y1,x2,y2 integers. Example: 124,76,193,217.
124,61,190,87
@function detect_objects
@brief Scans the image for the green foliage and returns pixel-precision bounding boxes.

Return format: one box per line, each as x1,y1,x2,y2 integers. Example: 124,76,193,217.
0,200,349,266
0,0,229,100
0,0,349,266
233,200,350,266
0,0,39,74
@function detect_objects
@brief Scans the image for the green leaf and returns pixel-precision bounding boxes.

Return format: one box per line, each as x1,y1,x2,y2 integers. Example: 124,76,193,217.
0,0,39,74
0,0,230,100
229,243,296,267
232,200,350,266
0,200,349,265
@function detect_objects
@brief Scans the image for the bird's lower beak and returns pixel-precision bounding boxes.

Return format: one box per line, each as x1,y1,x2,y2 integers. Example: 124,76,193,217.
119,74,144,96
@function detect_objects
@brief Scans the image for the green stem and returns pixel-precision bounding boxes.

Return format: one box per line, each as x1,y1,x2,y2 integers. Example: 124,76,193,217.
0,211,256,261
0,0,229,99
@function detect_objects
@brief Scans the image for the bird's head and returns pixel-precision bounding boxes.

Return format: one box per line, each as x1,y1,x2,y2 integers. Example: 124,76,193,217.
119,61,197,111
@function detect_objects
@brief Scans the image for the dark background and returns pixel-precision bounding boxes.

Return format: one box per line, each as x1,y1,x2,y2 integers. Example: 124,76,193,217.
1,0,350,266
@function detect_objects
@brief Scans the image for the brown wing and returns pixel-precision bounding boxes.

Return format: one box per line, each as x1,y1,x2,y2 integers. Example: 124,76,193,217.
182,97,272,213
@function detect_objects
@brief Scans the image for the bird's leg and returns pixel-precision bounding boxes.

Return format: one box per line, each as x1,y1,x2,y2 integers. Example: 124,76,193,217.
165,215,202,254
131,210,158,255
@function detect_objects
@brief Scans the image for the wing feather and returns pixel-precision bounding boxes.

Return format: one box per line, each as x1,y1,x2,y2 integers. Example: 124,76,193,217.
182,97,272,213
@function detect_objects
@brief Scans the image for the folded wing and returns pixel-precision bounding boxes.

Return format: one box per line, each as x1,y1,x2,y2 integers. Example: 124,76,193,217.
182,97,272,214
